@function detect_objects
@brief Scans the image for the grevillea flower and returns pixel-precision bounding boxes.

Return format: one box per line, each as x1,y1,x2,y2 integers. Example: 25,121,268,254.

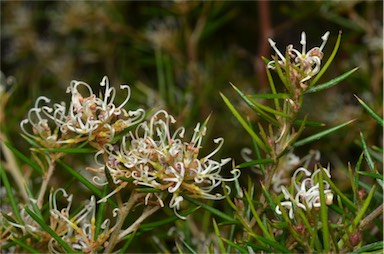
92,110,240,218
48,189,114,253
0,189,117,253
20,76,145,147
267,31,330,87
275,165,334,219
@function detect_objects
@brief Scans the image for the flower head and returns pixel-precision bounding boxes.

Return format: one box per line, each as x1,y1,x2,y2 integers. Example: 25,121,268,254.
267,31,330,87
93,110,240,218
20,76,145,148
48,189,114,253
275,165,333,219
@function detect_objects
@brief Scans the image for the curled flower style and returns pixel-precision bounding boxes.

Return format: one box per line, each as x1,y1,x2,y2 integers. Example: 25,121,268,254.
275,165,334,219
20,76,145,147
267,31,330,87
271,150,321,193
95,110,240,218
48,189,115,253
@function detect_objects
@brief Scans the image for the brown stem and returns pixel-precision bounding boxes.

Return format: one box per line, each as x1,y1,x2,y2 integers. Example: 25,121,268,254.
256,0,272,88
118,205,160,239
358,203,383,231
103,191,145,253
37,155,57,208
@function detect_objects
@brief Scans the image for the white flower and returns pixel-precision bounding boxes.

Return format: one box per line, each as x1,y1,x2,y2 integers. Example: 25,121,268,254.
48,189,114,253
268,31,330,85
20,76,145,147
95,110,240,219
275,166,333,219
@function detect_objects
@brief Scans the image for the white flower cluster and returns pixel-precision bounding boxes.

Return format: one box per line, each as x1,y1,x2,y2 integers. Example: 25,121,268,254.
48,189,113,253
276,166,333,219
20,76,145,147
94,110,240,218
267,31,330,86
0,189,113,253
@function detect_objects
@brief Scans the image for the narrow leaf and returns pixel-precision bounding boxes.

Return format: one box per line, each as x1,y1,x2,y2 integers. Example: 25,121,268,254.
139,206,200,231
11,238,40,253
293,119,325,127
360,132,375,172
322,170,357,212
293,119,355,147
353,185,376,227
184,196,237,224
57,160,103,198
236,158,274,169
351,241,384,253
248,93,290,99
222,238,248,253
118,230,137,254
0,164,22,223
305,67,358,93
40,147,97,153
230,84,280,125
354,95,383,127
220,92,268,152
3,141,42,174
24,206,74,253
244,191,274,241
356,171,383,180
213,219,227,253
309,31,342,88
319,167,330,252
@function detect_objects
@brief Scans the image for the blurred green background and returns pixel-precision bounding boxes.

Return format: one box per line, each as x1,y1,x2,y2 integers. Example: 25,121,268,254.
1,0,382,176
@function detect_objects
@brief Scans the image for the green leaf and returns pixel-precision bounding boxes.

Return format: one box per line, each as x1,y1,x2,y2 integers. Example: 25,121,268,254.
184,196,237,224
95,186,108,239
309,31,342,88
220,92,268,152
230,84,280,125
139,206,200,232
135,187,162,193
0,164,22,223
118,230,137,254
305,67,358,93
253,234,291,253
322,170,357,212
319,167,330,252
222,238,248,253
354,95,383,127
57,159,103,198
179,238,198,254
293,119,355,147
357,171,383,180
264,60,281,111
360,132,375,172
3,141,42,174
24,206,75,253
11,237,40,253
353,185,376,227
236,158,274,169
351,241,384,253
213,219,227,253
248,93,290,99
243,190,274,241
40,147,97,153
293,119,325,127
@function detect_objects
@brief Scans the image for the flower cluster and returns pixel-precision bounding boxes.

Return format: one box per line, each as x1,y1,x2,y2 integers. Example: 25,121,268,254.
92,110,240,218
48,189,113,253
20,76,145,148
275,166,333,219
267,31,330,87
0,189,114,253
